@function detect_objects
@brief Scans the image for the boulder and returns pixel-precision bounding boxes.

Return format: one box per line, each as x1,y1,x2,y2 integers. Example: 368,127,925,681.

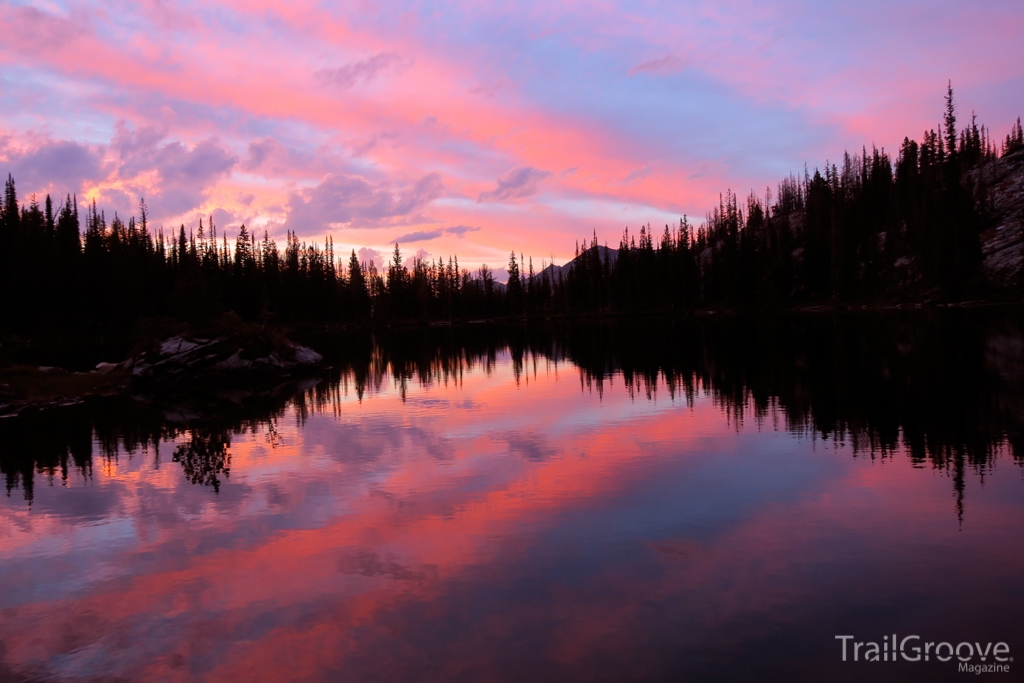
128,332,324,384
292,345,324,366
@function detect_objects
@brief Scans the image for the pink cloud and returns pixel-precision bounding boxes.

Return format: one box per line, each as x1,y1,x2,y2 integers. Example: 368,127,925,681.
403,248,430,269
358,247,384,270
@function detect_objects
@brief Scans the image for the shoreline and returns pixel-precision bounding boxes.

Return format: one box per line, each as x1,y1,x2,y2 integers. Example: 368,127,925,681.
5,303,1020,417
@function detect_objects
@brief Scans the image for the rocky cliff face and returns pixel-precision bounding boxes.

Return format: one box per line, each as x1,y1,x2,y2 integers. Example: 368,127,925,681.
979,149,1024,291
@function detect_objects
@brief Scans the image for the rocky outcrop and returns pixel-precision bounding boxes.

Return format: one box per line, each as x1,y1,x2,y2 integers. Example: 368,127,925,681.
126,334,324,383
978,149,1024,290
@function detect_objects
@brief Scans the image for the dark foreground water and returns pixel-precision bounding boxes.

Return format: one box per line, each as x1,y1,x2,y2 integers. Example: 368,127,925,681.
2,311,1023,682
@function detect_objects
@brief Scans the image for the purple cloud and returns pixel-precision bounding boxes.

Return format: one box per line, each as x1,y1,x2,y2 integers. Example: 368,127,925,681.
393,228,444,243
155,139,236,185
316,52,406,89
112,123,169,177
392,224,481,243
1,139,104,197
243,136,315,177
112,123,237,217
629,54,689,76
478,167,551,202
445,224,481,237
209,207,237,231
284,171,444,231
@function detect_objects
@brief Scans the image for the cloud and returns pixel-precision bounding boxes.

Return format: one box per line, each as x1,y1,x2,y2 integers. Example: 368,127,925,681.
242,136,324,177
403,248,430,269
113,123,236,187
112,123,237,217
393,228,444,243
391,224,481,243
623,166,652,183
628,54,689,76
153,139,237,187
0,139,105,197
112,123,168,177
445,224,480,237
0,4,85,53
244,137,294,176
468,77,513,98
284,171,444,231
358,247,384,271
209,207,237,231
477,167,551,202
315,52,405,89
351,131,399,157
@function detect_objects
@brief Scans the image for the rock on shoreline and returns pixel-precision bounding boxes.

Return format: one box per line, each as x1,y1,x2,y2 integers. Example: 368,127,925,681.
127,334,324,382
0,333,325,417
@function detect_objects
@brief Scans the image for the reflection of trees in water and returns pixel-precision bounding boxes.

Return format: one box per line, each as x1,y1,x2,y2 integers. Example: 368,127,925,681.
268,310,1024,520
172,429,232,491
0,407,95,503
551,310,1024,521
3,310,1023,518
0,393,294,503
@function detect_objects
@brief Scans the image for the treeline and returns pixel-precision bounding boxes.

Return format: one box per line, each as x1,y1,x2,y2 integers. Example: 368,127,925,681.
556,87,1024,312
1,87,1023,337
0,182,535,333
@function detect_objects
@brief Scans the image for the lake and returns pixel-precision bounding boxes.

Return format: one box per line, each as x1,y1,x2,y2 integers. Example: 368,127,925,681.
2,311,1023,682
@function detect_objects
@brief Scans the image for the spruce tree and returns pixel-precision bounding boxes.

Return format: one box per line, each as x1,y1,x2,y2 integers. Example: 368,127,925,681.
507,250,522,314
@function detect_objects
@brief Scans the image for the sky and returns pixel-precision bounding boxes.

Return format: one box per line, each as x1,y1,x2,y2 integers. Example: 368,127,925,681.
0,0,1022,273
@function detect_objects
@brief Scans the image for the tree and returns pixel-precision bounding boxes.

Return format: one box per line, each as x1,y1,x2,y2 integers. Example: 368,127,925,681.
1005,118,1024,155
507,250,522,314
944,81,958,159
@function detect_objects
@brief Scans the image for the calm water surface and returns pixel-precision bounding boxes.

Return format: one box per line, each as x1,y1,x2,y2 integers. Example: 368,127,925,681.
2,313,1023,682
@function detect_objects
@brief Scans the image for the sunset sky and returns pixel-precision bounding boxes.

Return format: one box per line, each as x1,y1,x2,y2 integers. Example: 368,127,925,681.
1,0,1021,272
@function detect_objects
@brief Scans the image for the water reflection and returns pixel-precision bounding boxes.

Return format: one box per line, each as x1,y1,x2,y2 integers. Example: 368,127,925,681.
1,311,1023,682
4,310,1022,514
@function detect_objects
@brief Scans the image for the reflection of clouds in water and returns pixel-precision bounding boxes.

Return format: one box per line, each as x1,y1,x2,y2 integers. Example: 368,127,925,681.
502,432,561,462
265,482,291,509
2,391,1023,683
337,551,439,583
300,415,455,465
23,480,126,523
3,315,1024,681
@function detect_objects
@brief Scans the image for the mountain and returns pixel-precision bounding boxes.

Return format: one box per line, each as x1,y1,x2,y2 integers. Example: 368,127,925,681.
530,244,619,282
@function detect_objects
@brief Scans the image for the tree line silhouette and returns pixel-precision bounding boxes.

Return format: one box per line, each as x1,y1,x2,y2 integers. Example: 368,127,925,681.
1,86,1022,339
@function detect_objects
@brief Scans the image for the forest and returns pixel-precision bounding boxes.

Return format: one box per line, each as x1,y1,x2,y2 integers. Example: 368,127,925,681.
2,86,1023,339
